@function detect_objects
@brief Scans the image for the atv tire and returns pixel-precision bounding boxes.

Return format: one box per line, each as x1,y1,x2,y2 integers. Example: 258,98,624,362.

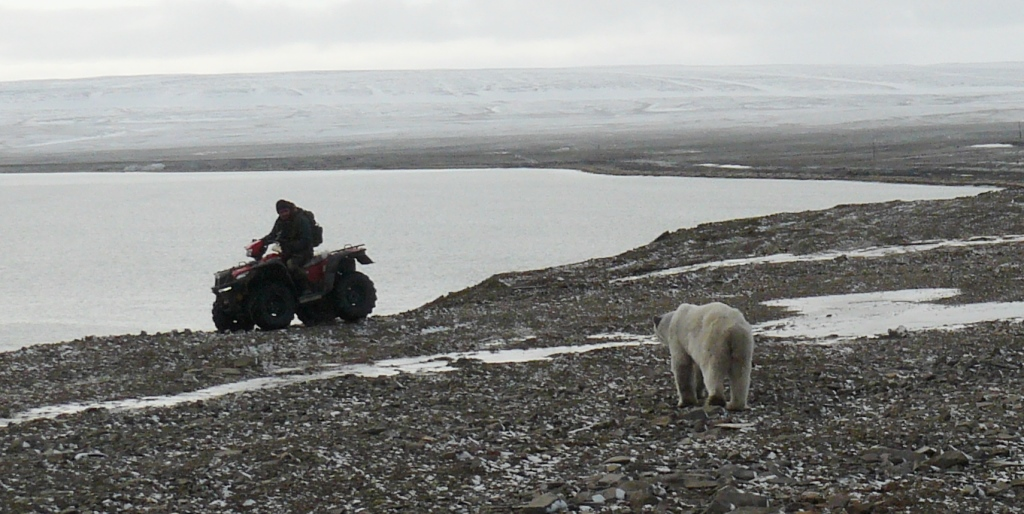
248,282,296,330
297,299,337,326
212,303,255,332
332,271,376,322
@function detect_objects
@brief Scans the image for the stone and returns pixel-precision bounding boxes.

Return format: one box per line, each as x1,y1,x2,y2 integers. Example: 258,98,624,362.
680,408,710,421
887,325,909,338
706,486,769,514
847,500,876,514
799,491,824,503
617,480,649,493
986,482,1013,496
629,489,659,509
684,478,720,489
520,493,566,513
925,450,970,469
826,493,850,509
597,473,624,487
720,464,756,481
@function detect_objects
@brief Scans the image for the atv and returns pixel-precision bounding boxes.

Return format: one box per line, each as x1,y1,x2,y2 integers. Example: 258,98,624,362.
211,239,377,332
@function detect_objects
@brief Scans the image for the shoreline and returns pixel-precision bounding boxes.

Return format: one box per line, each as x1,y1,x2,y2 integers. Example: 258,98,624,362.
3,122,1023,187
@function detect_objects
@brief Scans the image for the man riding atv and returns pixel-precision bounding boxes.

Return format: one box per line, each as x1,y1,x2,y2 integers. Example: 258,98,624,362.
210,200,376,332
263,199,315,289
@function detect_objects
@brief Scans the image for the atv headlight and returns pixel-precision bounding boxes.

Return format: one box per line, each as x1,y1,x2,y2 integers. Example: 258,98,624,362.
216,285,234,294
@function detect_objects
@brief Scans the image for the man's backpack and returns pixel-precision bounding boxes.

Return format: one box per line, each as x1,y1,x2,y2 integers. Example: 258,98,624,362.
298,208,324,247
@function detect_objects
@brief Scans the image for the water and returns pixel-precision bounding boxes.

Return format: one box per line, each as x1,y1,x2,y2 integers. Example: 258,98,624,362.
0,168,991,351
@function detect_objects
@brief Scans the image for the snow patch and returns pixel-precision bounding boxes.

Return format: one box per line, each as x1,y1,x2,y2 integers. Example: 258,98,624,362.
0,340,649,427
122,163,166,172
756,288,1024,343
697,163,753,170
613,235,1024,283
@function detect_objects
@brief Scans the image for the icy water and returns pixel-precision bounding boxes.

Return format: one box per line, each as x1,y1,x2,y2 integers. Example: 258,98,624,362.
0,168,993,351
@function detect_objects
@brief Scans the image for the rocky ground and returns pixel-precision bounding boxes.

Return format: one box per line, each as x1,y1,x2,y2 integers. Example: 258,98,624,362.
2,128,1024,513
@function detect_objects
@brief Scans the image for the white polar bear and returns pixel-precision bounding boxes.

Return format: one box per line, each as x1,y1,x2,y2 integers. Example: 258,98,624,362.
653,302,754,411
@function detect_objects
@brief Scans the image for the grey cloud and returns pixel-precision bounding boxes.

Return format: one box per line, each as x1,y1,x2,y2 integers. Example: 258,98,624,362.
1,0,1023,75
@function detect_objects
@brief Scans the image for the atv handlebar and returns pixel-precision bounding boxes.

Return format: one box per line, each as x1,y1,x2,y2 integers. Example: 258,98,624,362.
247,239,267,260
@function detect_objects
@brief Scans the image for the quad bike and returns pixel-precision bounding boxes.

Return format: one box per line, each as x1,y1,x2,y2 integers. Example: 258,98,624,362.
211,239,377,332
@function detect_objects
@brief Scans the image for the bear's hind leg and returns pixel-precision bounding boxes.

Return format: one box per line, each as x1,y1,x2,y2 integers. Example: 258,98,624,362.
672,352,699,407
702,366,727,408
726,356,751,411
725,329,753,411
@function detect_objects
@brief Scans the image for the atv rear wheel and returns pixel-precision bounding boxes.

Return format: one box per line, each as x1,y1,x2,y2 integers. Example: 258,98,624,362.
248,282,296,330
212,303,255,332
332,271,376,322
297,299,337,326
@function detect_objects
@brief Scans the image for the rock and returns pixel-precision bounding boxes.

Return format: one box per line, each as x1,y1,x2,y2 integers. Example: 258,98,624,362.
704,486,769,513
593,487,626,501
680,408,710,421
73,451,107,461
719,464,756,481
651,415,673,426
887,325,910,338
826,493,851,510
685,478,720,490
848,500,876,514
629,488,659,509
799,491,824,503
520,493,567,513
603,455,632,465
985,481,1013,496
925,450,970,469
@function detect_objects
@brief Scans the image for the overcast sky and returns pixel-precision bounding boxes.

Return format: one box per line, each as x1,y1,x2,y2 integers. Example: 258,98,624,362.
2,0,1023,82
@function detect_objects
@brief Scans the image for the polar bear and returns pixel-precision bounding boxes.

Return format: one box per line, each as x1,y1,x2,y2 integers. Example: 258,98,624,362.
653,302,754,411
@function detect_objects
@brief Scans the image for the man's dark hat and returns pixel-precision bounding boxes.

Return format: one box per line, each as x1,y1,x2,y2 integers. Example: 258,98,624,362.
276,199,295,212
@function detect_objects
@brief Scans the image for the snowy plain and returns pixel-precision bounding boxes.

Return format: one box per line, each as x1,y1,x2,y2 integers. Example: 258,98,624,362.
2,63,1024,351
4,63,1024,161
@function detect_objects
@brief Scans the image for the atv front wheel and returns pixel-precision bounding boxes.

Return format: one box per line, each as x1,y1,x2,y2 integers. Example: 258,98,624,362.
332,271,377,322
212,303,255,332
248,282,296,330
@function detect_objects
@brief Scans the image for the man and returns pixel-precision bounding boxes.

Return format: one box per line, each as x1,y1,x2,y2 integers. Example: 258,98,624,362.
262,199,314,288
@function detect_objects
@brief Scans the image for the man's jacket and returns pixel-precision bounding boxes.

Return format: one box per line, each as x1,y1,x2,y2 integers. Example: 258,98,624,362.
262,210,313,257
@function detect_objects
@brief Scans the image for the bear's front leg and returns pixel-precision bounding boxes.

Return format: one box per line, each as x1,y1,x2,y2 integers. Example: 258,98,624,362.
671,352,699,407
